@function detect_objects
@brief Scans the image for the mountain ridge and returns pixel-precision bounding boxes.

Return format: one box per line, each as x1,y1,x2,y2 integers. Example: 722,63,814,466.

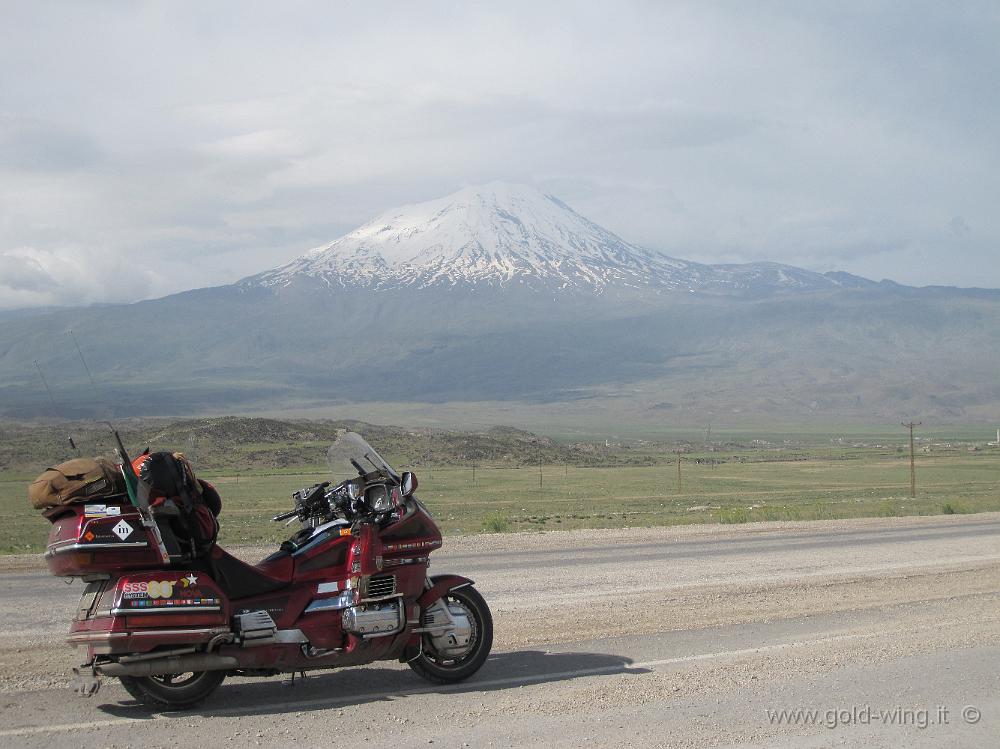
241,182,888,295
0,182,997,425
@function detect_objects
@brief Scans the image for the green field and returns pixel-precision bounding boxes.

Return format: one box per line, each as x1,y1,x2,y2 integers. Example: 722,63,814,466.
4,439,998,554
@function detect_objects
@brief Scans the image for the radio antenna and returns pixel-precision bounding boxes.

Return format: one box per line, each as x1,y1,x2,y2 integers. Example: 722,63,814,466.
33,359,78,454
69,329,102,403
68,330,122,459
64,332,167,558
33,359,58,411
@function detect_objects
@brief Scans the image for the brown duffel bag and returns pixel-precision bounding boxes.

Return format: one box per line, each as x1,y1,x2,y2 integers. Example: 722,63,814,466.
28,457,126,509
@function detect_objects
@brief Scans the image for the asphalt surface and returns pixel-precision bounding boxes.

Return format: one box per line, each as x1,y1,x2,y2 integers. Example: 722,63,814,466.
1,513,998,748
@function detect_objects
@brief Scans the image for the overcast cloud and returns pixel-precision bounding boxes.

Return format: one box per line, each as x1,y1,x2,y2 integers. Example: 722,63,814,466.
1,1,997,309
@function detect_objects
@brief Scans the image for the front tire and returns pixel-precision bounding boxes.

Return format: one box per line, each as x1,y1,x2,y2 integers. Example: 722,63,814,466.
409,585,493,684
119,670,225,708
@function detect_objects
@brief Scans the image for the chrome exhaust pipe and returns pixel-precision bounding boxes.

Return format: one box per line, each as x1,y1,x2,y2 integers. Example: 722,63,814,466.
99,653,239,677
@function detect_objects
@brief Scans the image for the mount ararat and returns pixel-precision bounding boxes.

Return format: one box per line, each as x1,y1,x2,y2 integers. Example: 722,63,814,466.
244,182,881,295
1,183,997,426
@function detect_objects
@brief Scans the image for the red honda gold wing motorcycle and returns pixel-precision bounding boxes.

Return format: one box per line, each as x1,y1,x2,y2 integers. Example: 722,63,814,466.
43,431,493,707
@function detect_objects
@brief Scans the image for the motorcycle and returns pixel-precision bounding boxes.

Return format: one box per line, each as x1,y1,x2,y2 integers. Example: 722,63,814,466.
43,431,493,707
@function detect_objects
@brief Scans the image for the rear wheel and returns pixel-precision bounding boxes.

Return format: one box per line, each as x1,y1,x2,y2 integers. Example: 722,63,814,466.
119,670,225,708
408,585,493,684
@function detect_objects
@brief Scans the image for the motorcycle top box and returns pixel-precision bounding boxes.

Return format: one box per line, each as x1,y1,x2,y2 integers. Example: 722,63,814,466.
44,503,163,576
37,431,493,708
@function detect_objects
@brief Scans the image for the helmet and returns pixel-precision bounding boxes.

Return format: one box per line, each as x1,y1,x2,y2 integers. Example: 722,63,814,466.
131,452,150,479
135,451,191,499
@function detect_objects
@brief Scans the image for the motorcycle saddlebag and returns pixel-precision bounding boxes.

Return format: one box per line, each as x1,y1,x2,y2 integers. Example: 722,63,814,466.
28,457,126,510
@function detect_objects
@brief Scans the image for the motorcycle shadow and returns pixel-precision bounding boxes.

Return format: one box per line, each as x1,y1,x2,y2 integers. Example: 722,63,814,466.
97,649,648,718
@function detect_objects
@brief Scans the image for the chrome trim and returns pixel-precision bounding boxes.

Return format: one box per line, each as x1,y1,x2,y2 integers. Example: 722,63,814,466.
129,627,229,638
66,632,129,643
304,591,354,612
383,556,428,567
274,629,309,644
45,541,149,557
367,574,396,598
67,626,230,644
301,644,343,659
359,593,402,604
110,606,222,615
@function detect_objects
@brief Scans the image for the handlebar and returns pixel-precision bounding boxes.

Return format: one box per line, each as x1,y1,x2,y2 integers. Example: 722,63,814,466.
271,481,330,523
271,474,404,527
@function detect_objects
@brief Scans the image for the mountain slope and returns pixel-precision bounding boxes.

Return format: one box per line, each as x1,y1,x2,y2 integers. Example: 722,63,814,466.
243,182,874,294
0,183,997,426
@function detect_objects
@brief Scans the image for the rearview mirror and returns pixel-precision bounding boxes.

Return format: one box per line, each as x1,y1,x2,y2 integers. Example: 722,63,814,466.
400,471,418,497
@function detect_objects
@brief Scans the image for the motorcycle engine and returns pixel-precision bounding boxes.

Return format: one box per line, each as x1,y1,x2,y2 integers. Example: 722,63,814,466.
341,600,403,636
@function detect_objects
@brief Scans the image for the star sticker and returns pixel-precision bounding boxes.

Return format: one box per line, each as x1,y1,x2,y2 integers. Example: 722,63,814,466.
184,574,198,587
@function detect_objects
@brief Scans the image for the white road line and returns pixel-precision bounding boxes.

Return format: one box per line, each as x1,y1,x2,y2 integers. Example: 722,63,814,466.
0,718,139,737
0,630,872,738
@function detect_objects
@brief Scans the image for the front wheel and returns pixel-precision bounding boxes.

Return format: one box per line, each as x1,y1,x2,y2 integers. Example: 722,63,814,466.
409,585,493,684
119,670,225,708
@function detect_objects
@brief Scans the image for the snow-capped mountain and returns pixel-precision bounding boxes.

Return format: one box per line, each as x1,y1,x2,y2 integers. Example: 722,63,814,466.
243,182,876,294
3,181,996,423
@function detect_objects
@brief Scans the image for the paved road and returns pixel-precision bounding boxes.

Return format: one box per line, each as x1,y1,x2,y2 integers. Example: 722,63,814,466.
1,514,998,747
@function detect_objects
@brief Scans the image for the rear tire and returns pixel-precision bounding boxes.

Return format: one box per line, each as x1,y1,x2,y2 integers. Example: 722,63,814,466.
408,585,493,684
119,669,225,708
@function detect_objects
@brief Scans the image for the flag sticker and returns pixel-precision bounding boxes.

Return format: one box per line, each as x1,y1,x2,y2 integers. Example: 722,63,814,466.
112,520,134,540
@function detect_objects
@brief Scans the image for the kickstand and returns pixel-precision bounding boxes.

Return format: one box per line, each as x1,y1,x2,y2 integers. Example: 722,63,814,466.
285,670,308,687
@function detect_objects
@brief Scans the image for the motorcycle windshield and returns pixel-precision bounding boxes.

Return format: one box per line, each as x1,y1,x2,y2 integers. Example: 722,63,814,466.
326,431,400,484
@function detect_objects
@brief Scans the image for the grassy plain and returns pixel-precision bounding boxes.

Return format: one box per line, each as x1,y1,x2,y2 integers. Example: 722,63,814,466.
3,436,997,554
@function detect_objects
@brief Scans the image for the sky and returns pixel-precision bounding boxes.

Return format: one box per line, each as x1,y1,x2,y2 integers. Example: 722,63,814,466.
1,1,998,309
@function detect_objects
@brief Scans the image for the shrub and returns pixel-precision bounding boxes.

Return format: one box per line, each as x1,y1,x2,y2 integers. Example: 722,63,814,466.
878,500,902,517
719,507,752,524
481,511,511,533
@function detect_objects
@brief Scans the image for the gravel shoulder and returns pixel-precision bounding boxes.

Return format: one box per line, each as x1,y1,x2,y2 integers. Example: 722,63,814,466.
1,514,998,747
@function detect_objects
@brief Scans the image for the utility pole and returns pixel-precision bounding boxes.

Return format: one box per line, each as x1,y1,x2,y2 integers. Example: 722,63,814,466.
471,461,476,484
539,464,543,490
676,450,683,494
902,421,922,497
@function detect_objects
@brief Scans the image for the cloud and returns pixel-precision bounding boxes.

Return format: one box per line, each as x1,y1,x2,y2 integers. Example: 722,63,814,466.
0,0,997,309
0,116,103,171
949,216,971,238
0,250,51,292
0,246,157,309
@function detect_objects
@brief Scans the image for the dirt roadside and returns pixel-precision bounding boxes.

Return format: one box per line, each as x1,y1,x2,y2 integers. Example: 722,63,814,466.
2,513,999,694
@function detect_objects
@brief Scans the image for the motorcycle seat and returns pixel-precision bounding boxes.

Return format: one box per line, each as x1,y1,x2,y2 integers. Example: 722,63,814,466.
208,545,289,600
